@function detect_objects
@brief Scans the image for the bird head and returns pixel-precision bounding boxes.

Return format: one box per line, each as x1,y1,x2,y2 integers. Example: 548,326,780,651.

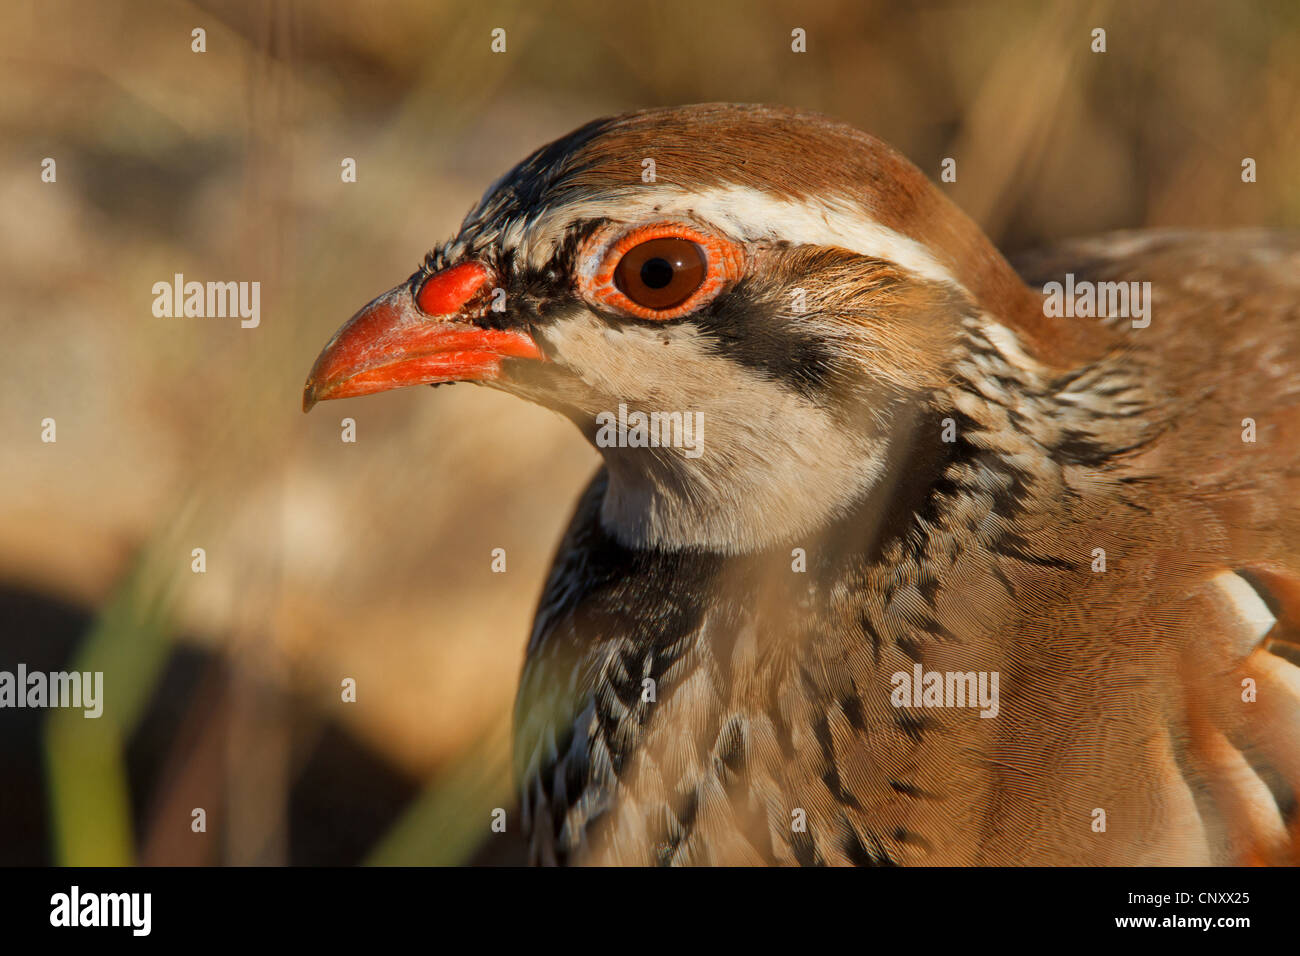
303,104,1082,553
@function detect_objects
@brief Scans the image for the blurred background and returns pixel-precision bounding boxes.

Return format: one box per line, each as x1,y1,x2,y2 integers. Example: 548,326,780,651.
1,0,1297,865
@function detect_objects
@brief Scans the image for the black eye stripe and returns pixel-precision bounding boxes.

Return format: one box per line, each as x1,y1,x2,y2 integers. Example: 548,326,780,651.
690,276,837,399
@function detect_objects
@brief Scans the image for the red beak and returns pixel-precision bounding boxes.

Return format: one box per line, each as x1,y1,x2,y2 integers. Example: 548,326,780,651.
302,261,542,412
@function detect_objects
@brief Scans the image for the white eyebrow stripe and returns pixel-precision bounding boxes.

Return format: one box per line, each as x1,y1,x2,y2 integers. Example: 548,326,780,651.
1212,569,1277,647
522,183,966,291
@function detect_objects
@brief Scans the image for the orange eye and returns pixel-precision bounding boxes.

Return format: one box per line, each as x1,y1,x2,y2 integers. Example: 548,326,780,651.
578,221,745,321
613,238,706,311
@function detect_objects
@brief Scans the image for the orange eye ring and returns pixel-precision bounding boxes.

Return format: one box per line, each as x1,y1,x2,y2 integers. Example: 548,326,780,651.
577,221,745,321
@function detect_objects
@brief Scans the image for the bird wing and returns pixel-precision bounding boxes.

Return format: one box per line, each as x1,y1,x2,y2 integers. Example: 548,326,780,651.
968,228,1300,863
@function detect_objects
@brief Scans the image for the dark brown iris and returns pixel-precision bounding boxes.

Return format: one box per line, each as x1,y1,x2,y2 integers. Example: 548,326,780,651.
613,237,707,311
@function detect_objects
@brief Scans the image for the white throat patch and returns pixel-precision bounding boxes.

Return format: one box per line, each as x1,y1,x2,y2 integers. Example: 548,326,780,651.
535,311,891,553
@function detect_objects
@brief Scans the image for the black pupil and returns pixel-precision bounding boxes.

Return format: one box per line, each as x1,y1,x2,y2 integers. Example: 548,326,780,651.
640,257,674,289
